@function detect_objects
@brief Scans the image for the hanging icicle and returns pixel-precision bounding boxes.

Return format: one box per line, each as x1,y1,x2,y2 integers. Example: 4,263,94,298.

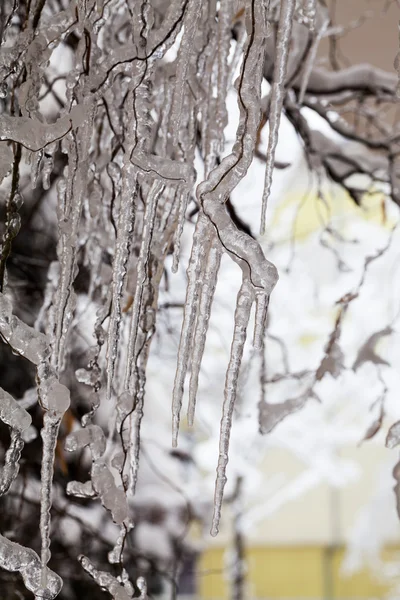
260,0,296,234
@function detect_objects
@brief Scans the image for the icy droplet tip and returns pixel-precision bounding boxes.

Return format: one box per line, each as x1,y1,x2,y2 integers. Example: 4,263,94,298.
210,523,219,537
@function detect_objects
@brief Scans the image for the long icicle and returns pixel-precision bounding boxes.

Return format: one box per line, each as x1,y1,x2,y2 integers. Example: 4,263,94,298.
106,166,137,401
187,238,221,426
260,0,296,234
171,212,212,447
170,0,202,147
124,180,164,392
211,280,253,536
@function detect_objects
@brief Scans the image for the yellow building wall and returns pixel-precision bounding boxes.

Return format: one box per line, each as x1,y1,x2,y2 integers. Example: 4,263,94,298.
199,545,398,599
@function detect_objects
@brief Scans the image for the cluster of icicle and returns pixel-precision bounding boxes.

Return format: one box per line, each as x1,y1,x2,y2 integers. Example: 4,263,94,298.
0,0,313,596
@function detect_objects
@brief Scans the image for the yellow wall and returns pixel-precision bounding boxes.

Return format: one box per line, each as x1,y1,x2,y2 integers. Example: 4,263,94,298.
199,545,398,599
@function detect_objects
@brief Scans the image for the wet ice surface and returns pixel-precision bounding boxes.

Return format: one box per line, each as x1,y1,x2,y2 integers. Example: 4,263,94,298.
0,0,336,595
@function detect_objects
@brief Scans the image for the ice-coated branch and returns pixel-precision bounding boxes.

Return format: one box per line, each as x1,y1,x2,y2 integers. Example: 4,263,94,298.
79,555,133,600
65,425,129,525
0,534,62,599
0,387,32,495
0,106,89,151
0,292,70,590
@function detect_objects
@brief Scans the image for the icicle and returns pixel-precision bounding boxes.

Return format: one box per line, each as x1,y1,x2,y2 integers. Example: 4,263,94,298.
171,187,190,273
187,239,221,426
36,362,70,587
106,167,137,401
215,0,235,142
169,0,201,146
124,180,164,393
253,292,269,350
0,388,32,495
260,0,296,234
39,413,61,588
128,389,144,495
34,261,59,333
298,17,328,106
172,213,211,447
174,0,278,453
32,150,42,189
42,142,58,190
78,555,133,600
0,534,62,599
53,108,95,372
211,280,253,537
31,150,43,189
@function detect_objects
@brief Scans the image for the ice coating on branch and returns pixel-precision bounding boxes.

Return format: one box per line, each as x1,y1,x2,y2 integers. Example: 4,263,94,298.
0,292,69,587
0,293,49,363
108,523,133,565
79,555,133,600
130,152,193,184
0,388,32,495
211,280,253,536
0,106,89,151
260,0,296,234
65,425,128,524
91,460,129,524
0,388,32,432
64,425,106,459
66,480,96,498
0,534,62,599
